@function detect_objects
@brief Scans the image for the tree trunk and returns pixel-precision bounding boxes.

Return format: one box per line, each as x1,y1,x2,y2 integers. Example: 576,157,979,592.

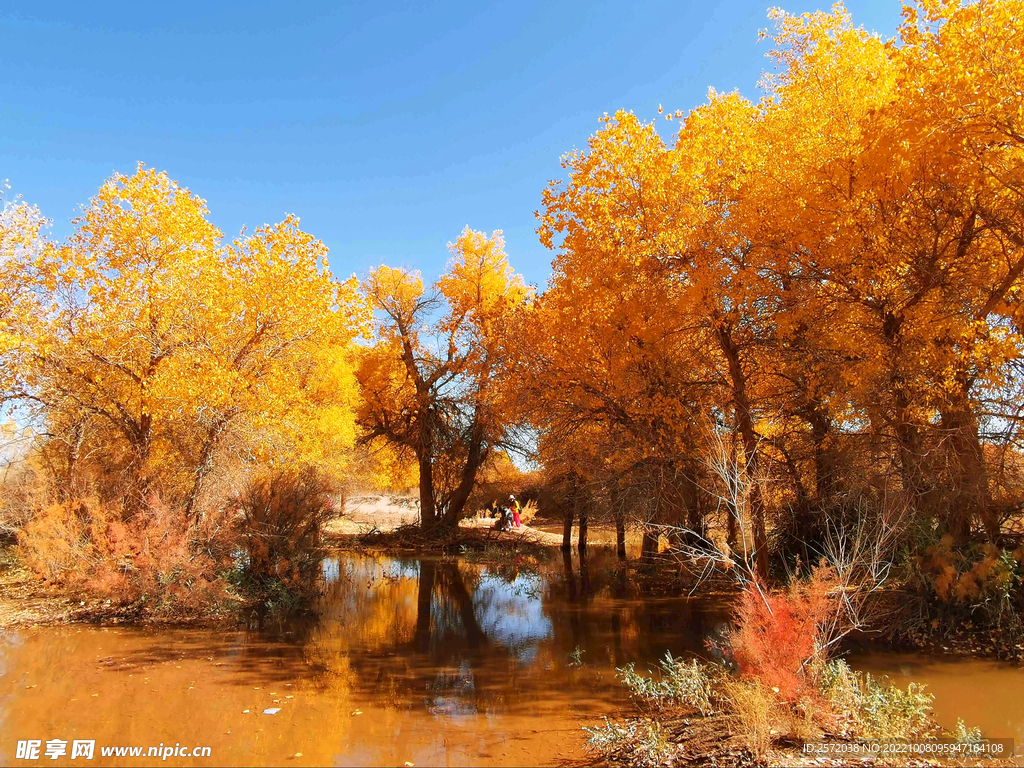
683,462,704,541
610,480,627,560
716,324,768,581
882,314,934,516
64,420,86,501
417,449,437,529
561,507,573,551
807,404,838,503
440,419,488,529
940,397,996,542
184,420,227,519
641,527,658,564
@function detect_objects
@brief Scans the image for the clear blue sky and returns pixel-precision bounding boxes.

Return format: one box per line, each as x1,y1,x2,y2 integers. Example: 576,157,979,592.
2,0,903,288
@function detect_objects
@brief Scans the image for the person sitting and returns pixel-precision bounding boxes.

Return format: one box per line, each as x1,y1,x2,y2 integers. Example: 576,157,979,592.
494,505,512,531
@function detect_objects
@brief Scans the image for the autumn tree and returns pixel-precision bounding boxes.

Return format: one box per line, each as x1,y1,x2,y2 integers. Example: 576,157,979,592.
0,193,47,406
507,236,714,556
749,0,1024,542
357,228,527,531
1,166,367,512
523,0,1024,579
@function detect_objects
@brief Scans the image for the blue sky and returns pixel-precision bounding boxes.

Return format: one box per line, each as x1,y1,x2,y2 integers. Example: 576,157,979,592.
2,0,904,288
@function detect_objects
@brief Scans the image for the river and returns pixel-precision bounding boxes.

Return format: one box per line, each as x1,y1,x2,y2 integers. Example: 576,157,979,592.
0,550,1021,766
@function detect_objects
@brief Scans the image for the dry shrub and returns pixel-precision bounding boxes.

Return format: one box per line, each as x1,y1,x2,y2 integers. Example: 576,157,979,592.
723,678,777,760
233,467,331,595
0,460,48,542
519,499,537,526
19,496,235,618
727,566,839,702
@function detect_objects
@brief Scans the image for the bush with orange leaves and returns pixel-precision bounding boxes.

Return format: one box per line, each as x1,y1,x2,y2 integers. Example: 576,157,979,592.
913,535,1023,606
898,534,1024,645
19,496,236,619
725,566,840,703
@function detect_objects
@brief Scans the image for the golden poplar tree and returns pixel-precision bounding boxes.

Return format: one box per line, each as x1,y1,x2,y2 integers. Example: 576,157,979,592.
357,228,527,530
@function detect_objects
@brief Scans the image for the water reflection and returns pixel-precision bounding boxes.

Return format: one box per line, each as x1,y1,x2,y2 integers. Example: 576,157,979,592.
0,550,728,767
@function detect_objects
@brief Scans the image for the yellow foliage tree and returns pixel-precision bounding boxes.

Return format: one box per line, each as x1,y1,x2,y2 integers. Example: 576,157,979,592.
526,0,1024,578
1,165,368,512
357,228,527,530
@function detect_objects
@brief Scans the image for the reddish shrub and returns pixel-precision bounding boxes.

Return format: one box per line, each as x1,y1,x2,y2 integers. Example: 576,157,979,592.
232,467,331,593
19,495,236,618
727,567,838,702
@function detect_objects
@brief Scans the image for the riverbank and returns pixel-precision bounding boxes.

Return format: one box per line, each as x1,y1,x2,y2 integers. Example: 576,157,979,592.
0,547,240,629
325,495,565,545
325,512,565,550
4,507,1022,668
584,650,1020,768
0,498,563,630
587,709,1009,768
0,549,79,628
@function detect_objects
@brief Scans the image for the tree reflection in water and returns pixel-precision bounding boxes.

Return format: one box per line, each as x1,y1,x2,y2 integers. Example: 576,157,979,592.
305,552,725,725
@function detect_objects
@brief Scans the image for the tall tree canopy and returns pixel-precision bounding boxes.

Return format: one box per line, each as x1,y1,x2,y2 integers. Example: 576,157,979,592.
523,0,1024,577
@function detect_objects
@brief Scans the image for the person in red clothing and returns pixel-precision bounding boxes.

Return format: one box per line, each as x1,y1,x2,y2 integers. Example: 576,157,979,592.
509,494,522,529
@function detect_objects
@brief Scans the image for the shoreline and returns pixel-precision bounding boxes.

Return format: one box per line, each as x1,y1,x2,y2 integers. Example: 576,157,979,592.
3,535,1022,667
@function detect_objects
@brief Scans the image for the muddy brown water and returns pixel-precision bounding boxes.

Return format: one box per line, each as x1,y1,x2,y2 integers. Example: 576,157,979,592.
0,550,1021,766
848,651,1024,763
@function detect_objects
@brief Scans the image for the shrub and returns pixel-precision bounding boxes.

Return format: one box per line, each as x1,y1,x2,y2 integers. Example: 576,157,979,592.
818,659,933,739
19,496,235,618
913,536,1022,605
722,678,777,760
897,534,1024,643
727,567,838,702
232,467,332,602
0,459,47,543
584,717,673,768
618,652,716,715
518,499,537,525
